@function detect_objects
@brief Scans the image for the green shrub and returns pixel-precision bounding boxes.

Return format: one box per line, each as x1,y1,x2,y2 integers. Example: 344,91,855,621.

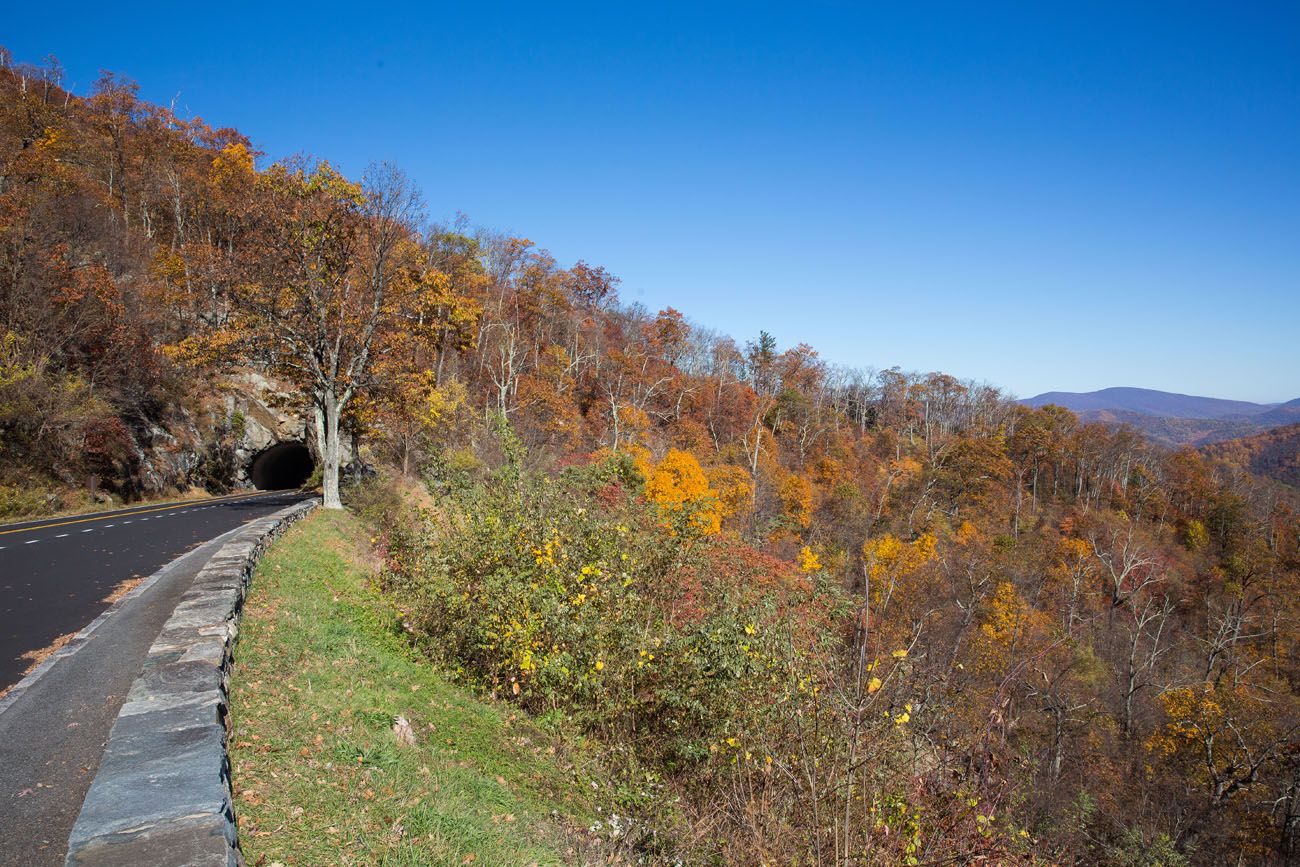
384,455,802,770
342,470,406,523
302,464,323,490
377,438,956,863
0,483,48,518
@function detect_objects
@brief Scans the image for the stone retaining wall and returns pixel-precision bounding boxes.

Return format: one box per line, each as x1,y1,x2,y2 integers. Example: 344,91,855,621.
65,499,319,867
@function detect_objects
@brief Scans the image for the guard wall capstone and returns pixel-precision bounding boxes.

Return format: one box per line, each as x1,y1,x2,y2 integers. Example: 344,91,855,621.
64,498,318,867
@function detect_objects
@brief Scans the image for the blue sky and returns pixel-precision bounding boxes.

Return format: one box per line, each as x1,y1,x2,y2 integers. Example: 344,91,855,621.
7,2,1299,401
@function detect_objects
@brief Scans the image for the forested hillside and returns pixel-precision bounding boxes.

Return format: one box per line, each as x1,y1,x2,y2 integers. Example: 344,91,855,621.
0,53,205,511
1202,423,1300,489
3,50,1299,865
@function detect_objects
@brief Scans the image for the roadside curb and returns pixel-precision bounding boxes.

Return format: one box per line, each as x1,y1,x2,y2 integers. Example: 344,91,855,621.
63,498,319,867
0,524,248,720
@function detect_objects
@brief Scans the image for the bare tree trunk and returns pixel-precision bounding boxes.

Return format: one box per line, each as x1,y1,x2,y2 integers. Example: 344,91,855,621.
314,391,344,509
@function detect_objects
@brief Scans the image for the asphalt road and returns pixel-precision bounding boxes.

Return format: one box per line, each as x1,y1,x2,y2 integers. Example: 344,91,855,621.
0,490,310,865
0,490,306,692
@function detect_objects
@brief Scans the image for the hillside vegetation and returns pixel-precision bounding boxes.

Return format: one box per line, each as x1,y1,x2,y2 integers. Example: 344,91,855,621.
1081,409,1266,448
3,49,1300,865
0,54,243,513
1202,423,1300,489
230,510,608,865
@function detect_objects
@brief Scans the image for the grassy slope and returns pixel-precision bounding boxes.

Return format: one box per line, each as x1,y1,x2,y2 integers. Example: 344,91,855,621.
229,511,602,866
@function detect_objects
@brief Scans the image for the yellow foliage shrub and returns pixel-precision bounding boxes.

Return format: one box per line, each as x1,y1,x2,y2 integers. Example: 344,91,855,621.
705,464,754,523
646,448,722,535
777,473,814,529
862,532,936,586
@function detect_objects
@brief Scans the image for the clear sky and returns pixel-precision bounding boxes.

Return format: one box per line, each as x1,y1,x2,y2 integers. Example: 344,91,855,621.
7,2,1299,402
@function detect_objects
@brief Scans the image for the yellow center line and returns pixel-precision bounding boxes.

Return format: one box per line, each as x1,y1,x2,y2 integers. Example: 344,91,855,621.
0,490,290,536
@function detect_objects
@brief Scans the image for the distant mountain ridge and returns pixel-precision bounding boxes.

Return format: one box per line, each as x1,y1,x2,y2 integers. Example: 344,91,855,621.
1256,397,1300,427
1022,387,1282,420
1020,388,1300,447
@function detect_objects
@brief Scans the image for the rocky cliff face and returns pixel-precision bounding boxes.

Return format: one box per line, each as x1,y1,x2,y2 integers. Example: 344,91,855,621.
225,372,313,487
132,419,205,494
129,372,341,496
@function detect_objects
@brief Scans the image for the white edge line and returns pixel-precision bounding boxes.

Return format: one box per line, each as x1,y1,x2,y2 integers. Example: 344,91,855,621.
0,521,253,719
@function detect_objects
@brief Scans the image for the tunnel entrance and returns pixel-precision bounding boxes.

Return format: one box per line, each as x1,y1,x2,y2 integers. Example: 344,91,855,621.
250,441,315,490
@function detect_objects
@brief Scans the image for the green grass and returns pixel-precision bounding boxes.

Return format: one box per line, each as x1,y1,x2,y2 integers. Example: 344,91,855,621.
229,510,604,866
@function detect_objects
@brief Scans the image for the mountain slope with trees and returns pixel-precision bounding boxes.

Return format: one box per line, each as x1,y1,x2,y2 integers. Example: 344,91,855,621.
2,49,1299,865
1202,422,1300,489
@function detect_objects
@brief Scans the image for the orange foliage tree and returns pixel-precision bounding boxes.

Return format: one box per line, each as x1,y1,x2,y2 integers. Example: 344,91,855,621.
645,448,723,535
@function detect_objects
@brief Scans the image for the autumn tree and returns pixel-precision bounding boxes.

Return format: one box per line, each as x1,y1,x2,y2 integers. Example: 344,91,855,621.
645,448,723,535
358,229,484,474
171,158,422,507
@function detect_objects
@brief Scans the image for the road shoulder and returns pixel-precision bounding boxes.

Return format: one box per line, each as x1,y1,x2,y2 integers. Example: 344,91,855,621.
0,525,247,867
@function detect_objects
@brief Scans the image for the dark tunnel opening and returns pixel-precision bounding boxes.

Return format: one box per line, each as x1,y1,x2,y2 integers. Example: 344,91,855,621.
250,441,315,490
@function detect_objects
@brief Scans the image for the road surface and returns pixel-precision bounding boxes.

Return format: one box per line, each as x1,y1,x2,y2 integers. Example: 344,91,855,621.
0,489,309,865
0,490,306,690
